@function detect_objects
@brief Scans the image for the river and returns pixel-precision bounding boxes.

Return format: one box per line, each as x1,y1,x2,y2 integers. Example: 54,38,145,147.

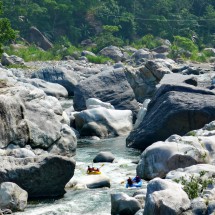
15,136,145,215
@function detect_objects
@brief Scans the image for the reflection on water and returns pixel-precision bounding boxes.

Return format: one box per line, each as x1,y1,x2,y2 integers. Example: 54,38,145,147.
15,136,144,215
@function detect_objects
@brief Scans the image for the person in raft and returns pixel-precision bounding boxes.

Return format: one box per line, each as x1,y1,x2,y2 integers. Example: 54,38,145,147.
133,175,141,183
87,166,100,172
127,177,133,186
87,166,92,172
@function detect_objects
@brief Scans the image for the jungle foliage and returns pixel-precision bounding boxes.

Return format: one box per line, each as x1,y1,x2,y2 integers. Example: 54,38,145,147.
1,0,215,48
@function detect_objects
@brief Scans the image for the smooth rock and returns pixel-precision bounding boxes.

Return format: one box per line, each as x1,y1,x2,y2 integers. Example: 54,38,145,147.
0,182,28,211
93,151,115,163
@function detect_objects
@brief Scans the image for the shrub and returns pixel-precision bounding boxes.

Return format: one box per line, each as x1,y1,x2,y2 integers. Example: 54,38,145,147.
86,55,112,64
132,34,162,49
174,171,214,199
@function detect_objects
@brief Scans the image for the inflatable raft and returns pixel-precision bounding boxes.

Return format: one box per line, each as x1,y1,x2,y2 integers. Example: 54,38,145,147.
126,179,142,188
87,170,101,175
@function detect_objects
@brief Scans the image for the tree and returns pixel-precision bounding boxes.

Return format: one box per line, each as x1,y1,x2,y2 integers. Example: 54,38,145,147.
0,1,16,54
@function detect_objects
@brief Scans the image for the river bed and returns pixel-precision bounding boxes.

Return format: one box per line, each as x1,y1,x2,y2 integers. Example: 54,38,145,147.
15,136,145,215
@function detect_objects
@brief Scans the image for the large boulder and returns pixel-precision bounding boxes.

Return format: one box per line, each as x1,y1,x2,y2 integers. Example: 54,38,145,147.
0,155,75,198
131,49,152,63
99,46,123,62
0,94,29,148
74,107,133,138
1,53,25,66
136,135,210,180
144,178,190,215
126,84,215,150
31,67,79,96
73,68,140,118
19,78,68,98
0,182,28,211
0,85,77,155
48,124,77,157
111,193,142,215
166,164,215,181
68,174,110,189
125,60,172,102
29,26,53,50
19,87,63,149
93,151,115,163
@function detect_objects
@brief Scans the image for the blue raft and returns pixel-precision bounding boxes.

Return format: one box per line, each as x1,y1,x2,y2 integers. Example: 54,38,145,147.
126,179,142,188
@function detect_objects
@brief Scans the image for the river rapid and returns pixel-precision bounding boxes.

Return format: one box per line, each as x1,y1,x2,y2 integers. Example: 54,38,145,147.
15,136,145,215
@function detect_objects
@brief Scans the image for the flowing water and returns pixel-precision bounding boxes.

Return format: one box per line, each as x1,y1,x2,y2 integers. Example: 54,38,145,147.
15,136,145,215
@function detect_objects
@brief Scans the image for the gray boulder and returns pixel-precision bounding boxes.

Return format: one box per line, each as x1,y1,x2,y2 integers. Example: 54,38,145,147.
126,84,215,150
125,60,172,102
31,66,79,96
73,68,140,118
207,200,215,215
158,73,198,88
0,155,75,198
74,107,133,138
0,94,29,148
144,178,190,215
152,45,170,53
93,151,115,163
0,85,77,154
29,26,53,50
1,53,25,66
136,135,210,180
19,78,68,98
191,197,207,215
48,124,77,157
166,164,215,181
99,46,123,62
131,49,152,63
81,50,96,57
111,193,142,215
0,182,28,212
68,174,110,189
7,148,36,158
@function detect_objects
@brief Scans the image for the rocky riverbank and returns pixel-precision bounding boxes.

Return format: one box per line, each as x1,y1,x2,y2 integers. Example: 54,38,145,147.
0,45,215,214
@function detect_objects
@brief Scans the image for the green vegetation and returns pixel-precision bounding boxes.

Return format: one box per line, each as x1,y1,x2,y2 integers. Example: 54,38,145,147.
132,35,162,49
86,55,112,64
0,1,16,54
174,171,215,199
1,0,215,46
0,0,215,62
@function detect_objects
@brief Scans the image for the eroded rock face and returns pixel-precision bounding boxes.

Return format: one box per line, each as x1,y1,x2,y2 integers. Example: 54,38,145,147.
126,84,215,150
125,60,172,103
0,85,77,156
144,178,190,215
0,155,75,198
73,68,140,118
0,182,28,211
0,94,28,148
74,107,133,138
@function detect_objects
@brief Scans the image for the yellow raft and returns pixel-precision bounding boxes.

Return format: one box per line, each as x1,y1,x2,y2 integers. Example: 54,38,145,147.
87,170,101,175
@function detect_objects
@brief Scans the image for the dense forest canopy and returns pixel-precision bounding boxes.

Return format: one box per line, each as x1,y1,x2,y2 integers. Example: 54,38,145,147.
1,0,215,47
